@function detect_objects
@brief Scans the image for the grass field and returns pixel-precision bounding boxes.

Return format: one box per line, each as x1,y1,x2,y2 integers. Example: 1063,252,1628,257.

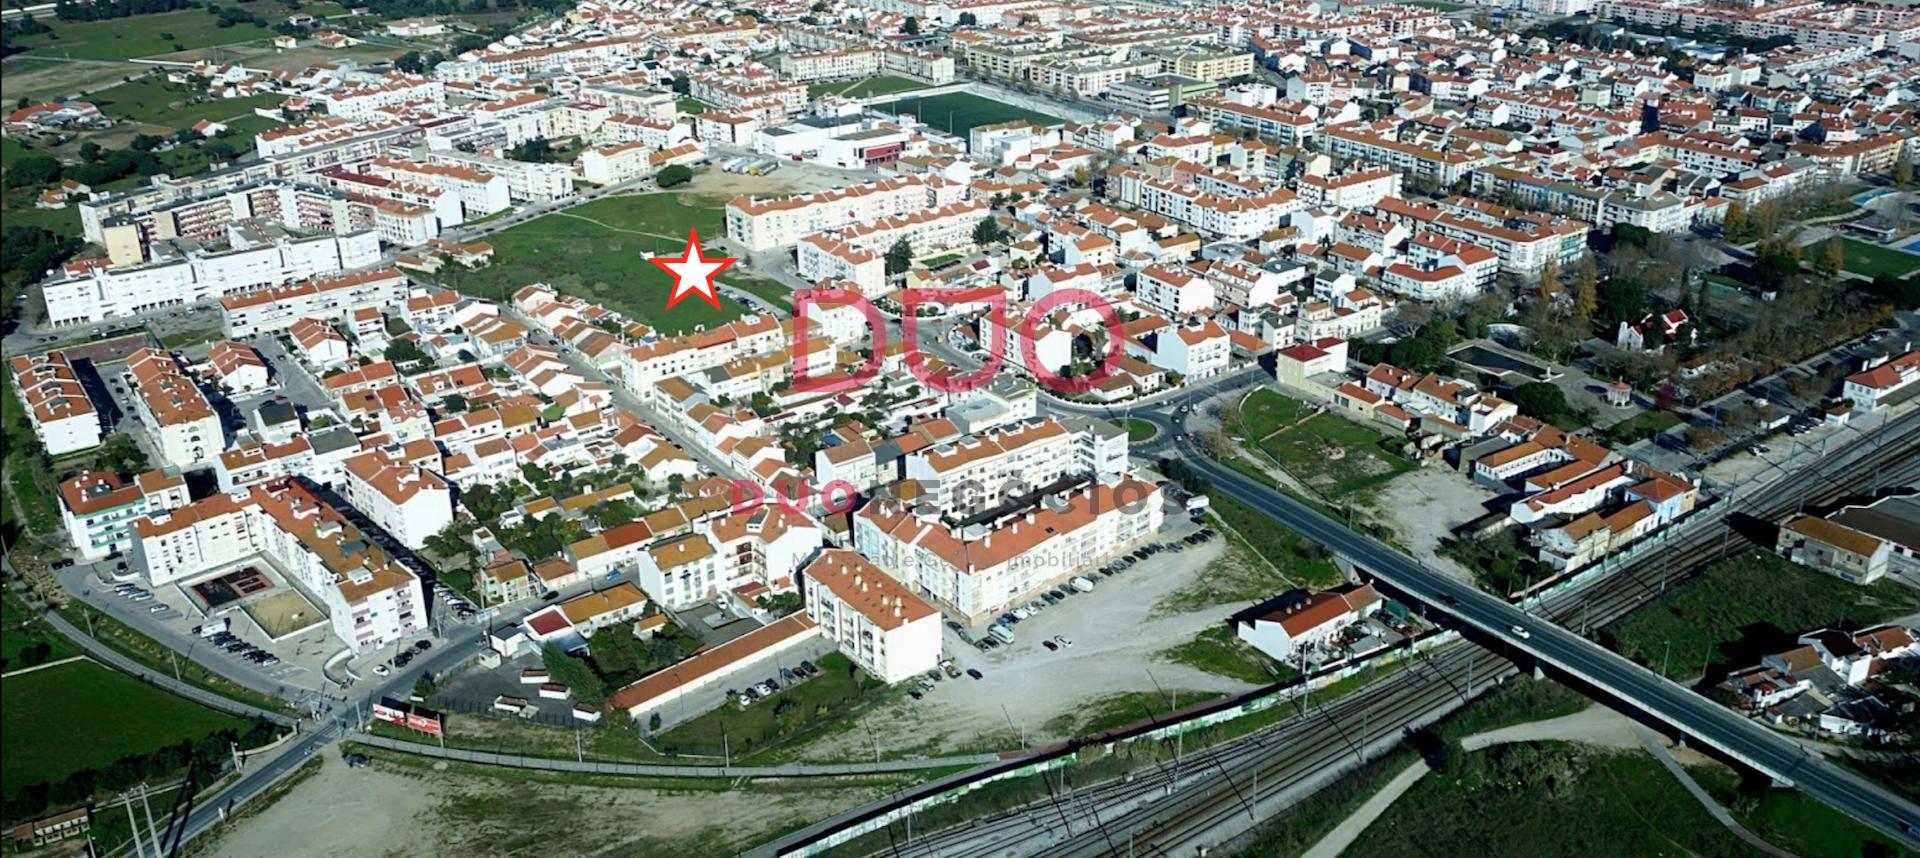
2,381,62,537
1254,413,1417,499
1124,417,1157,442
1608,551,1920,680
1600,409,1682,446
1202,496,1342,590
11,9,275,61
1,659,249,796
88,76,283,131
440,193,756,335
676,98,709,115
1239,388,1314,438
54,603,290,714
1160,626,1292,685
1838,238,1920,279
805,75,929,100
1351,742,1754,856
659,652,889,759
869,92,1063,135
2,590,78,672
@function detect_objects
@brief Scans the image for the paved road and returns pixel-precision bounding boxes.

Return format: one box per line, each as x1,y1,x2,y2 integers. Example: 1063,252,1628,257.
1145,404,1920,848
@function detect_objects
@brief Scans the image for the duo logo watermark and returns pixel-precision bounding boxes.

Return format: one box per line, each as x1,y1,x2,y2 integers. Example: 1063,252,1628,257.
789,286,1129,397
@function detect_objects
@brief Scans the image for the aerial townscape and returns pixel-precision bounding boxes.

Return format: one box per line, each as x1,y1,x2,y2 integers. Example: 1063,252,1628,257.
3,0,1920,853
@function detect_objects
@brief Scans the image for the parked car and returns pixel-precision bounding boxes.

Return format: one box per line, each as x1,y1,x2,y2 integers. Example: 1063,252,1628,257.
373,665,391,676
415,640,433,651
967,669,984,680
345,754,370,769
1042,640,1059,651
1053,635,1073,648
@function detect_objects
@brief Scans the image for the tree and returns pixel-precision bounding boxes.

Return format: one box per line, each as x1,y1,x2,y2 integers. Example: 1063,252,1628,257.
130,134,164,152
395,50,426,74
1816,236,1845,278
541,644,606,705
1723,200,1747,239
384,339,428,365
1511,382,1568,422
204,140,236,162
1388,337,1439,371
656,163,693,187
957,11,976,25
78,141,102,163
1572,254,1599,323
1896,158,1914,190
1536,257,1559,291
441,394,468,413
4,154,60,188
671,73,690,95
972,216,1003,245
901,15,919,34
885,237,913,276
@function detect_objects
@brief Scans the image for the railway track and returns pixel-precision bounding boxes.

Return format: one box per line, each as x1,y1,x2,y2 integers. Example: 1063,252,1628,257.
854,429,1920,858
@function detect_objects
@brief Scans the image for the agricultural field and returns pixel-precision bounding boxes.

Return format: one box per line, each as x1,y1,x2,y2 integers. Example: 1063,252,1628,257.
805,75,929,100
869,92,1063,135
1,590,77,673
7,9,275,62
1,659,249,796
439,192,759,334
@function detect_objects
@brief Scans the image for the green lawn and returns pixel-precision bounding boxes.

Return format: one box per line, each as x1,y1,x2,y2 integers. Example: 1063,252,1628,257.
11,9,276,61
1696,765,1915,858
440,193,756,335
676,98,709,115
88,76,284,131
54,603,292,714
1124,417,1157,443
869,92,1063,135
1,660,249,796
1,186,83,236
1608,551,1920,680
1254,413,1417,499
658,652,889,759
1,590,78,673
805,75,930,100
1838,238,1920,279
1239,387,1315,438
1204,496,1342,589
1600,409,1682,446
1160,626,1294,685
728,275,792,312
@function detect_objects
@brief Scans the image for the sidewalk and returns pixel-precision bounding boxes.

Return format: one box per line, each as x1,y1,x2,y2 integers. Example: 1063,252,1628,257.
1298,758,1430,858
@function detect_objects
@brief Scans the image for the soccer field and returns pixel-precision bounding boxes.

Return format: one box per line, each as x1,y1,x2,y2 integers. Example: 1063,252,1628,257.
869,92,1064,135
1,659,250,796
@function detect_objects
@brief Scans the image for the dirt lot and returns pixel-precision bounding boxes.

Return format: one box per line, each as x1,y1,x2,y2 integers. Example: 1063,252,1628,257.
1371,467,1499,583
1,57,139,103
202,752,883,858
681,160,875,199
789,523,1291,761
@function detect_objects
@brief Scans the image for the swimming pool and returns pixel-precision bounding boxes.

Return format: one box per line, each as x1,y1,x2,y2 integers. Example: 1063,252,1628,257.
1852,187,1896,205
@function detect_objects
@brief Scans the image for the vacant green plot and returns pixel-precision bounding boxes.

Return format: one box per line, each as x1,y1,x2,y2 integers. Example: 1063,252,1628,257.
442,192,755,334
88,76,284,131
1609,551,1920,680
1404,0,1468,8
1124,417,1157,442
2,186,83,235
1,137,29,170
659,652,888,759
1695,765,1913,858
1239,387,1315,438
12,9,275,61
1160,626,1292,685
869,92,1063,135
806,75,930,100
2,382,61,537
1352,742,1744,856
1044,689,1222,736
2,660,249,796
1255,413,1416,499
1,590,77,673
728,275,792,312
1204,495,1342,589
1838,238,1920,279
676,98,709,115
1600,409,1681,446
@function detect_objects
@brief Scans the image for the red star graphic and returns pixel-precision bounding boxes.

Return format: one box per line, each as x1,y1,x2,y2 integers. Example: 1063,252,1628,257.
651,228,736,312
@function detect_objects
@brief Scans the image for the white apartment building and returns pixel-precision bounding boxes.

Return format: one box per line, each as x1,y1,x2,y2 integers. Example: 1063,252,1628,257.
42,229,382,327
725,175,966,251
1111,168,1302,241
423,150,575,204
58,470,188,559
796,199,985,297
802,549,942,684
126,349,222,468
1136,264,1216,318
1843,351,1919,412
340,449,455,550
1299,167,1403,211
618,315,785,396
778,48,883,82
368,157,511,219
132,481,427,652
9,351,102,456
903,416,1127,518
321,76,445,121
220,268,408,337
853,477,1165,624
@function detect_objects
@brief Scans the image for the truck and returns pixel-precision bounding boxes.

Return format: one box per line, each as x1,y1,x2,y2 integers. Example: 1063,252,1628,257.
1184,496,1211,513
989,623,1015,644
